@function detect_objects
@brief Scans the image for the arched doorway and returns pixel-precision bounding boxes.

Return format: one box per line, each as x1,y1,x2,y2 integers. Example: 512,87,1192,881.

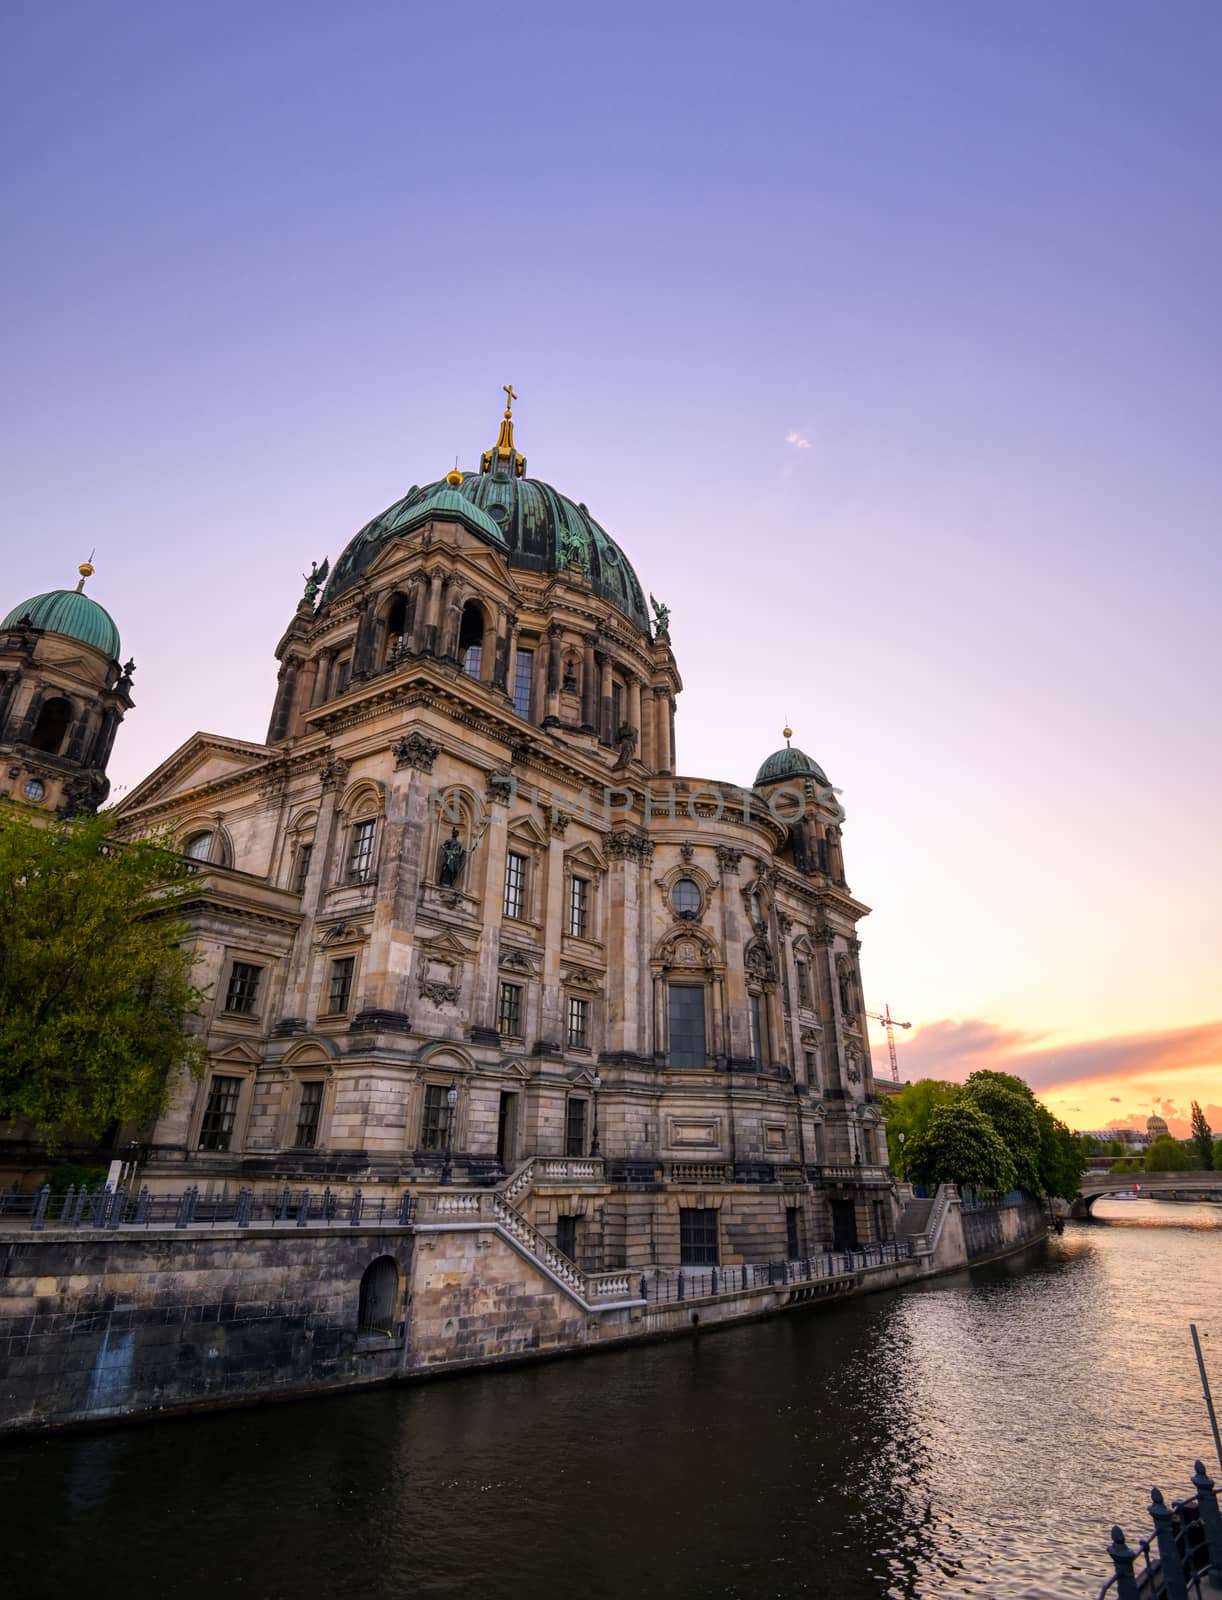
357,1255,399,1336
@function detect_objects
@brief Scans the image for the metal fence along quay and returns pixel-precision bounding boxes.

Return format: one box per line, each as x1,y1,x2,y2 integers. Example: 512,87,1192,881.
1097,1462,1222,1600
0,1182,416,1231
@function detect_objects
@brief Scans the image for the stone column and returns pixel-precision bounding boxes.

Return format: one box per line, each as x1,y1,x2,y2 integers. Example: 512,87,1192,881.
358,734,440,1022
599,652,613,745
581,634,597,731
715,846,750,1066
641,687,656,770
472,780,510,1036
628,676,643,751
440,581,464,661
544,623,562,724
281,755,350,1019
604,833,649,1056
532,631,549,724
500,611,518,697
655,692,673,776
539,814,569,1047
289,658,319,737
266,658,299,743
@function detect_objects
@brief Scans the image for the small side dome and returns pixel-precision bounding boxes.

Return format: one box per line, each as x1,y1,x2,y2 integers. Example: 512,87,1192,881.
2,588,121,660
754,743,829,788
381,484,509,551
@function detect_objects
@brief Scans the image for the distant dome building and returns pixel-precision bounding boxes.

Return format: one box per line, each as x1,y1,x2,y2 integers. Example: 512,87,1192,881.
1147,1114,1170,1141
0,562,134,816
107,389,892,1267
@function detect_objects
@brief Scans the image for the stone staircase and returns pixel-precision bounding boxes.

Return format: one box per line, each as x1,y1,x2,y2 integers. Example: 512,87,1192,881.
895,1196,934,1239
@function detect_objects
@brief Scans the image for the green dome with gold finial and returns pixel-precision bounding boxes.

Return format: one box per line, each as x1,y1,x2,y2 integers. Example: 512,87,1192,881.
754,727,829,788
2,563,121,660
322,387,651,633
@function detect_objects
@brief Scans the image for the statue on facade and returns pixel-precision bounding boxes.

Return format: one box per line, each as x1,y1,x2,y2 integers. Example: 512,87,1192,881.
302,558,330,605
649,593,671,639
439,826,466,887
611,720,638,771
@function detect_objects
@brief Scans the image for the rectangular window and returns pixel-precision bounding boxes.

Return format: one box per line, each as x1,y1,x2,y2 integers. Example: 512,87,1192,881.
565,1097,587,1156
334,656,351,695
348,819,376,882
462,642,482,678
668,985,706,1068
611,680,623,733
556,1214,578,1261
224,961,262,1016
198,1075,242,1151
679,1207,719,1266
293,842,313,895
420,1083,449,1152
786,1207,801,1260
796,960,812,1010
804,1050,817,1082
327,956,355,1016
750,993,764,1069
503,851,527,919
566,995,589,1049
497,981,523,1038
513,647,534,719
568,875,589,939
294,1081,324,1148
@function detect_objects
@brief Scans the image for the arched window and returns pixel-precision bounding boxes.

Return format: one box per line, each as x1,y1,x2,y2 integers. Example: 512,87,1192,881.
459,602,486,678
381,592,412,668
185,831,215,862
29,696,72,755
357,1255,399,1336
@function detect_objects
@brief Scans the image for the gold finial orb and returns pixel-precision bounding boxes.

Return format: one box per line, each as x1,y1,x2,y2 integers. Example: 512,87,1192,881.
783,725,793,741
78,560,95,579
446,467,463,488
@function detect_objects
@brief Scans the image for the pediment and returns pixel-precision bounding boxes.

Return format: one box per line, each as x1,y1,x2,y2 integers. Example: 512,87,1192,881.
115,732,274,815
565,840,608,874
212,1040,262,1066
507,812,550,849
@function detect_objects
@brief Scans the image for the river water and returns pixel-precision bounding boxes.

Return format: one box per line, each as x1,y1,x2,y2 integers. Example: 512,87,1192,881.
2,1200,1219,1600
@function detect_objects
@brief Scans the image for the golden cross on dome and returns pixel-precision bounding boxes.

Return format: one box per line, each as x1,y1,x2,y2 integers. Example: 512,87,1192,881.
483,383,526,478
503,382,517,414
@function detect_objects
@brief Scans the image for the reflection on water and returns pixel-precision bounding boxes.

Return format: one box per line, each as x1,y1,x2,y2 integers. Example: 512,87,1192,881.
2,1201,1219,1600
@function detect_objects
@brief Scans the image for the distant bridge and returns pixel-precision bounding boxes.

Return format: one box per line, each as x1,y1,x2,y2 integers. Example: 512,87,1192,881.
1070,1169,1222,1218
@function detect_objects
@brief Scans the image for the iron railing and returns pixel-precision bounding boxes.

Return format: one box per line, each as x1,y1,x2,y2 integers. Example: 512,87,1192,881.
1097,1462,1222,1600
641,1241,913,1304
0,1183,416,1231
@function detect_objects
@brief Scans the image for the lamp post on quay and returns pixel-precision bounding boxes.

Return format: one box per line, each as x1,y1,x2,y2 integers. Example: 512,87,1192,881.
441,1080,458,1186
590,1071,602,1157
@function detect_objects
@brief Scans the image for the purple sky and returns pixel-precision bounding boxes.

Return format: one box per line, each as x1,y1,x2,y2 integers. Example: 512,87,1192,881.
3,2,1219,1127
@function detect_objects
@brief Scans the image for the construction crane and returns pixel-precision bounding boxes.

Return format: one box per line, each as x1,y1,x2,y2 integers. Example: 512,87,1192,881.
865,1003,912,1083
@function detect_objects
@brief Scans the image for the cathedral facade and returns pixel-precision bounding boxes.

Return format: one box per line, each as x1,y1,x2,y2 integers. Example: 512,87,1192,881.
9,396,895,1267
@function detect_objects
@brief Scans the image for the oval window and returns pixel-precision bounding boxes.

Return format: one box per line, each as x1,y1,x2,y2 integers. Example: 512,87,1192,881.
672,878,701,917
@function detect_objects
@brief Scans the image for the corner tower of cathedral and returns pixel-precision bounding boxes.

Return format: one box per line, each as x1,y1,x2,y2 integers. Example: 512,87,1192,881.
0,562,134,817
114,394,892,1264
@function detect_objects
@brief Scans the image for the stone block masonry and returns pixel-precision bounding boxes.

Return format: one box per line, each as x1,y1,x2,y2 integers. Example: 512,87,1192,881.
0,1226,413,1434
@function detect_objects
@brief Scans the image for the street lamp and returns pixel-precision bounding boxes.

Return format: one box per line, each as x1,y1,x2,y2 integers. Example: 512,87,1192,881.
590,1071,602,1158
441,1080,458,1187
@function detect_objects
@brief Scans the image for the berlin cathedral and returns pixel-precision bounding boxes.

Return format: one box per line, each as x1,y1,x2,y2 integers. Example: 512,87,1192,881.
1,392,895,1266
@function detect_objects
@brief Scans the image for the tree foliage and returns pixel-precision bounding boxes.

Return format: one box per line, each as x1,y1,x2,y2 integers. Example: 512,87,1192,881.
0,809,206,1145
1189,1102,1214,1170
905,1098,1017,1196
1144,1134,1202,1172
962,1070,1042,1194
1034,1104,1089,1202
880,1078,961,1179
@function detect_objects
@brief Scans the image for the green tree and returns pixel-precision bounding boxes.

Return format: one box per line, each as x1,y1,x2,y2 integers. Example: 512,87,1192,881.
1035,1105,1088,1201
880,1078,961,1179
1144,1134,1202,1172
1189,1102,1214,1170
962,1070,1042,1194
905,1099,1017,1196
0,809,206,1145
1214,1138,1222,1171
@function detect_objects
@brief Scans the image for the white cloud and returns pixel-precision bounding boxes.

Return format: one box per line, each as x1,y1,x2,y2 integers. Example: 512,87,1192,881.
784,430,812,450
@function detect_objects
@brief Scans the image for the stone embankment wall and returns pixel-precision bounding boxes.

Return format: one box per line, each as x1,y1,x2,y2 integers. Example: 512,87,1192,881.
0,1191,1047,1436
0,1227,412,1434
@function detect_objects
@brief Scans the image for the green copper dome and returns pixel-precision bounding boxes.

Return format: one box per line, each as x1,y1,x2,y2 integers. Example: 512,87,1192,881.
325,472,650,632
2,588,121,660
381,485,508,550
754,744,829,788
